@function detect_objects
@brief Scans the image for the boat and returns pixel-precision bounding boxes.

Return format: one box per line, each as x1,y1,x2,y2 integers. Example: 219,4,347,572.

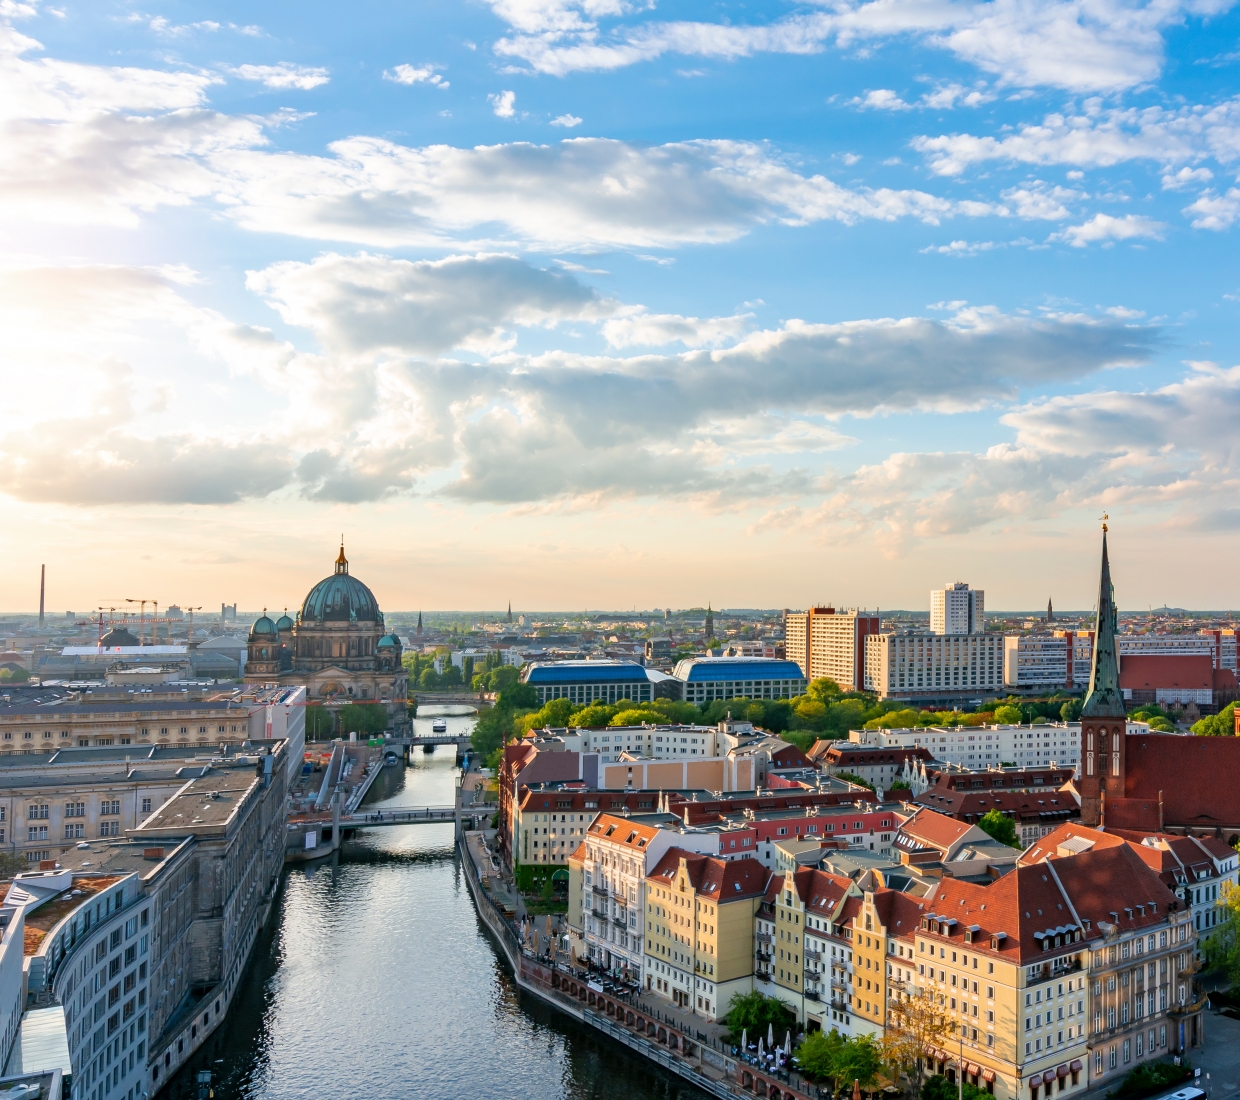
431,718,448,733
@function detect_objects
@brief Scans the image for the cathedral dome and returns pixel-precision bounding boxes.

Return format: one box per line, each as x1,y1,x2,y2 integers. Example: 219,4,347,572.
376,633,396,648
100,626,140,647
275,612,295,632
299,543,381,624
250,613,277,638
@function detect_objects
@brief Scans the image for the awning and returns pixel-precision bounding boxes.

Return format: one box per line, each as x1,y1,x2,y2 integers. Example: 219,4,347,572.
968,1064,982,1076
1056,1065,1070,1078
1070,1061,1083,1073
1043,1070,1057,1084
982,1070,996,1083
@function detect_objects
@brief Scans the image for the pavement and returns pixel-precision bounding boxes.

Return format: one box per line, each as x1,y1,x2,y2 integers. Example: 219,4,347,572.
1187,1008,1240,1100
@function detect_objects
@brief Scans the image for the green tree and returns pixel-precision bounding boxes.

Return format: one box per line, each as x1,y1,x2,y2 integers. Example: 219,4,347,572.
835,1032,881,1088
993,704,1024,725
336,703,388,735
304,704,335,741
722,990,795,1040
1202,877,1240,983
808,677,842,702
835,771,876,792
1192,702,1237,737
440,663,463,687
924,1076,993,1100
977,808,1020,848
609,707,662,727
462,655,474,684
573,703,621,727
796,1028,847,1083
863,708,922,730
0,852,26,880
1059,698,1083,722
418,667,441,690
881,988,950,1100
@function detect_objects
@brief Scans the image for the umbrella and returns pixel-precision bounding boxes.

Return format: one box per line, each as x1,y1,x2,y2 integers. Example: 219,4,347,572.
768,1022,775,1047
784,1030,792,1055
741,1029,748,1052
853,1081,862,1100
759,1038,766,1058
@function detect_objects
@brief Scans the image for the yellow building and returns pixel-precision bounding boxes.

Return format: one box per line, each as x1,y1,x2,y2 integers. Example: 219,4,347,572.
644,847,770,1021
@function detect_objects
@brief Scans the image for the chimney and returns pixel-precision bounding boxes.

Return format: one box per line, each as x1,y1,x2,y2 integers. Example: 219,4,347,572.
38,565,45,628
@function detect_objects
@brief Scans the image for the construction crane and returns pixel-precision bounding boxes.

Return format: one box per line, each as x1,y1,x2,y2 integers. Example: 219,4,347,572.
125,598,149,645
184,607,203,644
94,607,117,647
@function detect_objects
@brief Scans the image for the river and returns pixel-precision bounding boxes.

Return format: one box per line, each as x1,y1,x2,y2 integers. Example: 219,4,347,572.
162,707,706,1100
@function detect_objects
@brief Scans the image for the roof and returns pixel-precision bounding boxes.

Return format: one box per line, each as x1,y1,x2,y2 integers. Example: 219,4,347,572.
1119,654,1212,690
898,807,975,853
587,813,662,850
648,848,771,900
8,1006,71,1078
916,786,1076,824
1122,732,1240,829
299,566,381,624
1081,529,1126,719
672,657,806,683
521,661,650,684
822,745,934,766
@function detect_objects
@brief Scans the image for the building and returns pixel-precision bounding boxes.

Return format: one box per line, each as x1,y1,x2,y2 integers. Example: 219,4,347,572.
671,657,806,705
580,813,722,983
26,740,287,1099
864,632,1005,701
244,543,408,730
1119,655,1213,707
814,742,934,792
784,608,880,692
643,848,769,1019
1077,527,1240,836
914,768,1078,847
851,724,1084,772
520,661,655,706
38,644,240,682
932,582,985,635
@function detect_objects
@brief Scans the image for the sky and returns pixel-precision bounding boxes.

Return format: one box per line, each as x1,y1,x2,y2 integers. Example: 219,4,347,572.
2,0,1240,616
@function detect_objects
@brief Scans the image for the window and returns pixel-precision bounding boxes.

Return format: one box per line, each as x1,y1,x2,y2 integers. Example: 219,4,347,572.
26,804,48,820
100,821,120,837
64,824,83,840
65,802,85,817
100,800,121,815
141,798,152,814
26,826,47,841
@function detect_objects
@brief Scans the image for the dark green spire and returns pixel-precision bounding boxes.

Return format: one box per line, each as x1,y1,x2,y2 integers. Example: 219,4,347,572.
1082,523,1126,718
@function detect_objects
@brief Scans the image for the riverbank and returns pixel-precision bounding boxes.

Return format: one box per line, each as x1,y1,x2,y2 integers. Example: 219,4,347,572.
457,827,821,1100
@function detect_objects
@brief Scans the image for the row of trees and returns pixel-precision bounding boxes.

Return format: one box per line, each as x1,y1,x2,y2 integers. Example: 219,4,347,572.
724,988,960,1100
304,702,390,740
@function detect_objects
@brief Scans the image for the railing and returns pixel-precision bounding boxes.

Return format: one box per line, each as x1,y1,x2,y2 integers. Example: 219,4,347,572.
804,950,821,962
756,950,772,962
592,884,608,896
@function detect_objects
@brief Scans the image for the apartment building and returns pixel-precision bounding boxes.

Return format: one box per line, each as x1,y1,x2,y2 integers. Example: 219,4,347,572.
814,742,935,792
932,583,985,635
642,848,769,1020
1005,631,1235,692
864,632,1005,701
580,813,722,983
785,608,880,692
852,724,1083,772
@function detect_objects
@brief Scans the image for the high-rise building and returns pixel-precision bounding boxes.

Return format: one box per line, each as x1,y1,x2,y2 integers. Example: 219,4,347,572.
930,581,984,634
784,607,880,692
864,631,1004,700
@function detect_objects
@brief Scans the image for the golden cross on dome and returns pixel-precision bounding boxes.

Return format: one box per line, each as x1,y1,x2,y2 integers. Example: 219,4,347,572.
1100,512,1109,532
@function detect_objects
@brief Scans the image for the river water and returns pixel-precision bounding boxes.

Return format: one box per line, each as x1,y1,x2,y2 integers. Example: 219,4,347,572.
162,708,705,1100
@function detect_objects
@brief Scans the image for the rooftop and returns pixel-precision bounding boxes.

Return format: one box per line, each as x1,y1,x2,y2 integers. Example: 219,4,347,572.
134,770,263,832
521,661,650,684
672,657,806,682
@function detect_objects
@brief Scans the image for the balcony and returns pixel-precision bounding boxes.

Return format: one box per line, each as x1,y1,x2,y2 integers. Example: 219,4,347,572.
806,990,820,1002
592,906,608,920
804,950,821,963
612,914,628,928
756,932,772,945
1179,957,1203,977
756,950,772,963
592,884,608,896
1167,984,1208,1017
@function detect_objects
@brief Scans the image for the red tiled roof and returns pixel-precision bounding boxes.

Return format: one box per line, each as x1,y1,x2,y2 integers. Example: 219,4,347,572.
901,807,973,850
1214,668,1239,691
647,847,770,901
1119,654,1211,690
824,746,935,765
1123,733,1240,830
916,787,1076,823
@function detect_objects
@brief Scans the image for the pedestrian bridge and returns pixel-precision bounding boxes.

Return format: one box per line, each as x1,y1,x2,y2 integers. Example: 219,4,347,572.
338,804,497,829
413,691,493,711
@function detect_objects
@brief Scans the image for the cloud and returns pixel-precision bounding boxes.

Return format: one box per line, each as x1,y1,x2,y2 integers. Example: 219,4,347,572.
852,89,912,110
1049,212,1166,246
551,113,582,126
225,62,330,89
1000,181,1084,219
600,310,752,347
912,96,1240,175
489,89,516,117
851,83,993,110
246,251,616,356
486,0,1229,92
920,238,1001,254
1184,187,1240,228
383,63,449,88
1161,165,1213,189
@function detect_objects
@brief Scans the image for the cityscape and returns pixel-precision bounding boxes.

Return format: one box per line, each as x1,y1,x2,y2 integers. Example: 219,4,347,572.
3,0,1240,1098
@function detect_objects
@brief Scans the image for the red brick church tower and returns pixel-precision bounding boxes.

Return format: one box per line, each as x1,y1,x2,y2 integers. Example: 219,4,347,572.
1078,519,1129,827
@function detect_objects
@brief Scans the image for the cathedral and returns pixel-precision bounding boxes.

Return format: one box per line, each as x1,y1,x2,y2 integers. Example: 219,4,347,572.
245,544,408,728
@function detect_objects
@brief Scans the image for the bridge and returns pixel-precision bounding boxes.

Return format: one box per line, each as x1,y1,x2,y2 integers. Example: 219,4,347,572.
338,803,496,829
413,691,494,711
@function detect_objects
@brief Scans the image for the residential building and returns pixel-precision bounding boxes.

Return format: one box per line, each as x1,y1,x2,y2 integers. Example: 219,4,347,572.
814,742,934,792
580,813,722,983
643,848,769,1020
1119,655,1213,707
671,657,806,705
932,583,985,635
850,723,1083,772
914,768,1078,847
27,740,287,1099
785,608,880,692
864,632,1005,701
520,660,656,706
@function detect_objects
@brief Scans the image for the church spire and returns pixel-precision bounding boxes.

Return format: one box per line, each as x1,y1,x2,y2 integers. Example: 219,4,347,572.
1046,597,1054,623
335,536,348,575
416,610,423,636
1082,517,1125,718
507,601,512,624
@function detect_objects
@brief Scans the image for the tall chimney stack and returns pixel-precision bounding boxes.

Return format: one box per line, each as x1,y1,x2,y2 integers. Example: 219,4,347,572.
38,565,45,627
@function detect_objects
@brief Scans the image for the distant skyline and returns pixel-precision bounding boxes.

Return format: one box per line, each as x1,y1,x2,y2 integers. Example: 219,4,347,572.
2,0,1239,611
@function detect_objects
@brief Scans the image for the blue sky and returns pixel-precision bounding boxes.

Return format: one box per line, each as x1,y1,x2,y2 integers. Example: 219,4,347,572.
1,0,1239,613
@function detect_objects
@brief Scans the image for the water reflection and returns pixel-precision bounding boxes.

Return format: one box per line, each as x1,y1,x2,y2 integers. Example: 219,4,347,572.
163,718,704,1100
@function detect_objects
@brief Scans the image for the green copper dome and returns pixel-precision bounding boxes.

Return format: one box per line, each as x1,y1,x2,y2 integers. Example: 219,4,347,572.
299,544,381,624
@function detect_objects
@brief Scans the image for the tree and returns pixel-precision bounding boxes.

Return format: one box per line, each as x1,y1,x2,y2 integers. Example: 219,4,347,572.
977,808,1020,848
924,1076,992,1100
337,703,388,735
0,852,26,880
836,1032,881,1089
1059,699,1083,722
835,771,876,792
439,664,463,687
882,988,952,1100
462,655,474,684
418,667,440,690
722,991,795,1040
863,708,922,730
993,704,1023,725
1192,702,1237,737
797,1028,848,1083
1202,877,1240,983
808,677,842,702
304,704,335,741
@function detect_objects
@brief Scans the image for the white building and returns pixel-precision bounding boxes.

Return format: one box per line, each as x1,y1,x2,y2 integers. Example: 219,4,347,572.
1005,631,1226,691
852,723,1085,771
784,608,880,692
864,631,1004,700
580,812,720,983
931,582,984,635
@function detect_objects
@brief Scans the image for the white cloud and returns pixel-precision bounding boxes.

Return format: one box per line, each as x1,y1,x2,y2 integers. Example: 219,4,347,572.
921,238,1000,254
852,89,912,110
1049,212,1166,246
225,62,330,90
852,83,993,110
1000,180,1084,220
246,251,616,357
383,63,449,88
600,311,752,347
489,89,516,117
913,96,1240,175
551,113,583,127
1183,187,1240,228
487,0,1228,92
1161,165,1213,189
